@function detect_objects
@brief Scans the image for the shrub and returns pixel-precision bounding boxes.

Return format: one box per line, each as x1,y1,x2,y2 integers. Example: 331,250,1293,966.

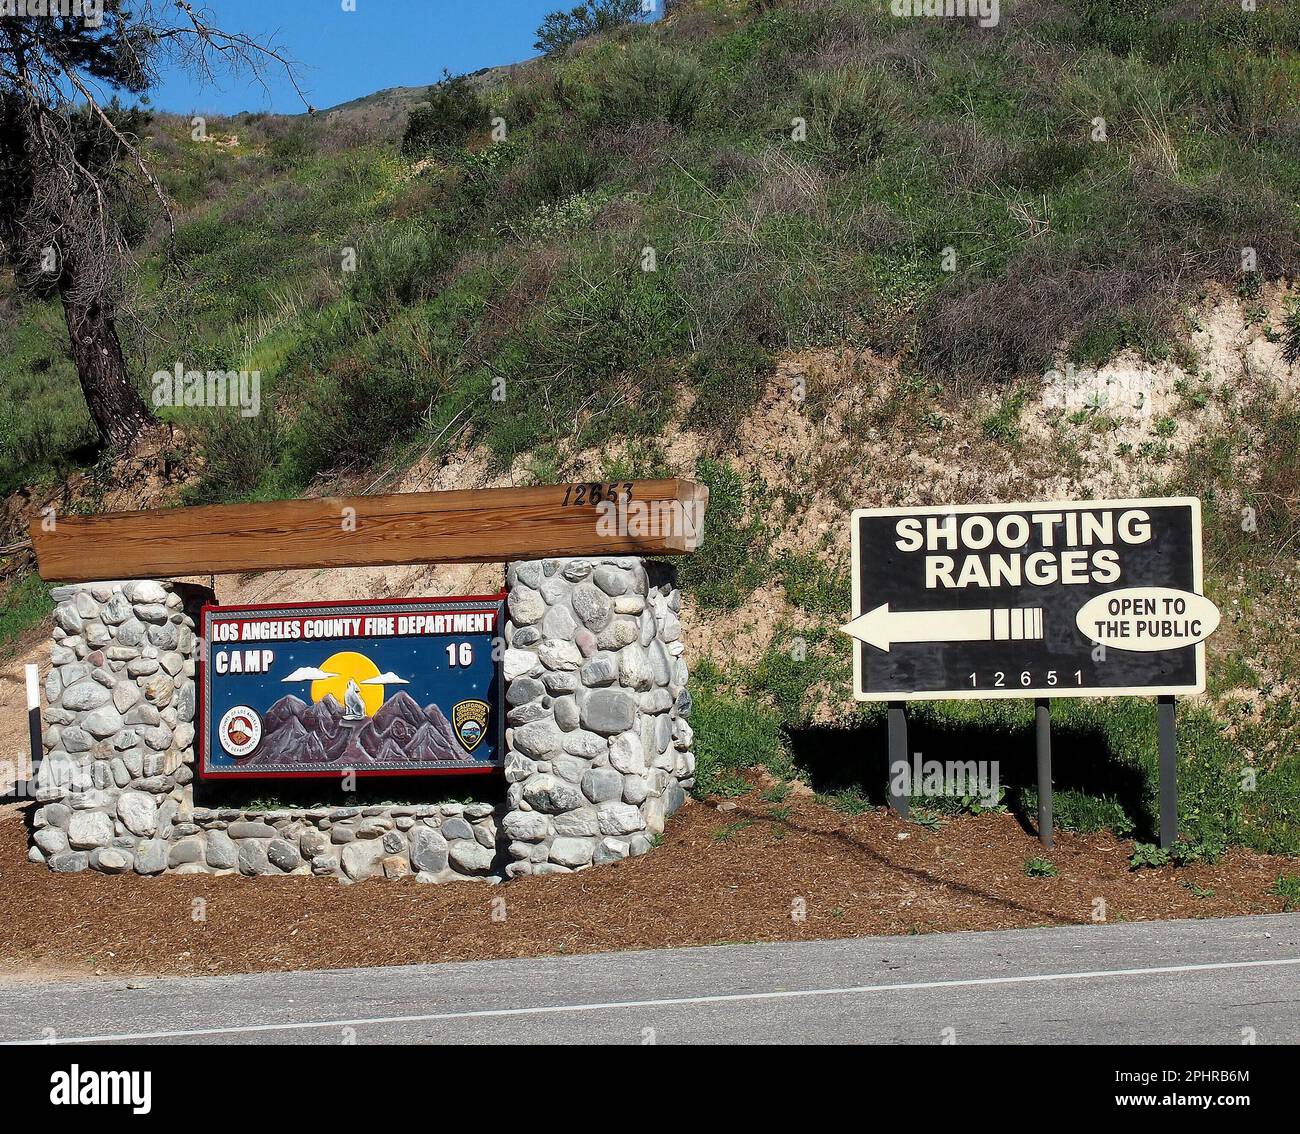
187,408,283,503
595,41,707,128
512,136,607,206
0,571,53,659
1129,842,1170,870
799,65,901,171
283,345,435,482
401,71,491,155
1284,305,1300,367
347,222,451,313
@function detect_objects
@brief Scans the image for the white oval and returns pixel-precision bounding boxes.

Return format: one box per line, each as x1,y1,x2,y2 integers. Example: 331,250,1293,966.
1075,587,1220,652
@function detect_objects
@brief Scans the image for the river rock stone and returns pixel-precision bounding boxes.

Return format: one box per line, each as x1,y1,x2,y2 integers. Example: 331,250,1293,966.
117,791,158,837
549,837,594,867
537,639,582,671
619,644,653,690
542,603,578,640
49,850,89,873
504,648,542,681
61,680,111,711
54,604,84,635
206,830,238,869
608,732,646,774
60,725,93,753
341,839,386,880
571,582,612,631
134,839,168,874
34,827,69,856
408,827,449,873
508,586,545,626
507,676,545,706
502,810,548,841
593,565,628,596
227,821,277,840
597,802,643,836
448,839,493,874
581,767,623,803
513,719,563,759
167,836,204,867
92,847,132,873
552,808,600,837
116,619,146,646
663,780,688,816
523,775,583,814
238,839,271,876
440,817,474,841
580,689,637,734
553,695,579,731
579,653,618,687
67,810,114,849
267,838,302,872
126,580,168,604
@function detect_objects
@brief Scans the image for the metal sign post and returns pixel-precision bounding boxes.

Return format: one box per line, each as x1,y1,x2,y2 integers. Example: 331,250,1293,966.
1036,698,1052,848
1158,695,1177,849
887,701,909,818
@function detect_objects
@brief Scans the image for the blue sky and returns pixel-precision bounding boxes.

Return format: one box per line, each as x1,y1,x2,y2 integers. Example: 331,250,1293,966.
146,1,609,115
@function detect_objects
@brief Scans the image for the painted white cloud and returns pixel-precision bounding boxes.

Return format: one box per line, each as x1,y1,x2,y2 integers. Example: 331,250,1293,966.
282,666,339,682
361,671,410,686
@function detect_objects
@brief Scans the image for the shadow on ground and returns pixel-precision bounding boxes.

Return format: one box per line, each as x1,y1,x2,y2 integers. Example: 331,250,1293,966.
785,713,1152,839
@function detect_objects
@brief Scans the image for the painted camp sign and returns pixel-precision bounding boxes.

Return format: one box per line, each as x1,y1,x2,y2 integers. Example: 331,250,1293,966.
200,596,503,778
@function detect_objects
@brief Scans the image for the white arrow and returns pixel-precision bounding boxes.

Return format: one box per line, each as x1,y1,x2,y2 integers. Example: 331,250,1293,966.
841,603,994,652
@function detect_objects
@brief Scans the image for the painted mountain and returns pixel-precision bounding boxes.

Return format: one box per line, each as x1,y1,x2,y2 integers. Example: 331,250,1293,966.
240,691,472,768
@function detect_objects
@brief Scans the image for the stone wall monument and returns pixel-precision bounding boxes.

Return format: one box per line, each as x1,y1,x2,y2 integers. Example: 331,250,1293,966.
26,557,694,882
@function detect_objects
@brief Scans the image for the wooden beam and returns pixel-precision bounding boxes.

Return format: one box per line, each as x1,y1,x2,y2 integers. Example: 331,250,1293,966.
30,480,709,582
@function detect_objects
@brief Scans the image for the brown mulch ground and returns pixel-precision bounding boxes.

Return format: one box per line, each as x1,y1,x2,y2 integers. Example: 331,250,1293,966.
0,787,1295,981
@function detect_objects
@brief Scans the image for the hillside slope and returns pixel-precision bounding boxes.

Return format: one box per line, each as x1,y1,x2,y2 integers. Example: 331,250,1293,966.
1,0,1298,857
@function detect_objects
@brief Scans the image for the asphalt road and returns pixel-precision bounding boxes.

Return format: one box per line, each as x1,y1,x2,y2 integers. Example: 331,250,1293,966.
1,914,1297,1045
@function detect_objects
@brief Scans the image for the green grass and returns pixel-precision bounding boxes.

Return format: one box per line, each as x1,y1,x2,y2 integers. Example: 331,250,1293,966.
676,458,771,610
1024,857,1058,878
0,571,52,659
690,647,1291,855
1271,874,1300,912
689,659,786,798
712,819,753,842
980,389,1027,445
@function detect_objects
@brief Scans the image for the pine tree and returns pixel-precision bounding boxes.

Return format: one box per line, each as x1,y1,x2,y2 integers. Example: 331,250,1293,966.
0,2,305,451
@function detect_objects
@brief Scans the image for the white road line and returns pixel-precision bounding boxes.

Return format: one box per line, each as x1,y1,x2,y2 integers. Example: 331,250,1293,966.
6,955,1300,1045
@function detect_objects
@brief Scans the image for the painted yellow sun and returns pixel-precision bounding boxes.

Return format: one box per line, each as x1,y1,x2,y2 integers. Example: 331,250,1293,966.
311,651,384,717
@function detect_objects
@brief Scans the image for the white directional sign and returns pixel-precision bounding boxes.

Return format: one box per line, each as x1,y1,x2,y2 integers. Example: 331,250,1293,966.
842,497,1218,701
